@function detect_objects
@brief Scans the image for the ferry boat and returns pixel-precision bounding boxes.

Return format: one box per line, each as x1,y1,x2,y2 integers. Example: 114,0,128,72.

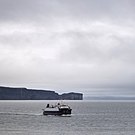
42,103,72,116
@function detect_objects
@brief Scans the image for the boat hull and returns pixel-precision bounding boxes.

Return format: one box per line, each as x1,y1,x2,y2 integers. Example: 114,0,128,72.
43,109,72,116
43,111,63,115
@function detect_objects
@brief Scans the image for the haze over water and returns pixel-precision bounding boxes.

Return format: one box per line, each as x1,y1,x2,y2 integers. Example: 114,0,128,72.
0,100,135,135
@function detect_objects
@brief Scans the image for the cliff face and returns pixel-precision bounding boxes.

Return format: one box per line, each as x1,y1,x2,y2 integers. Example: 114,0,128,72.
61,92,83,100
0,86,83,100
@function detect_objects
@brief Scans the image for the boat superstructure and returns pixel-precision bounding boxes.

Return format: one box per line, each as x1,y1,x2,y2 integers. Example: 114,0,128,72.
42,103,72,116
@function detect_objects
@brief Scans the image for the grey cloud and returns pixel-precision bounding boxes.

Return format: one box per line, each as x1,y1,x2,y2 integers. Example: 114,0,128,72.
0,0,58,22
0,0,135,23
58,26,135,65
0,0,135,96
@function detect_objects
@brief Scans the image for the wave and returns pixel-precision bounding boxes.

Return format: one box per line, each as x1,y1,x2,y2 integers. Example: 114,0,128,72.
0,112,42,116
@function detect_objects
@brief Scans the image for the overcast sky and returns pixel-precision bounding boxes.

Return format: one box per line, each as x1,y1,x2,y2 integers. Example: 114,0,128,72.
0,0,135,96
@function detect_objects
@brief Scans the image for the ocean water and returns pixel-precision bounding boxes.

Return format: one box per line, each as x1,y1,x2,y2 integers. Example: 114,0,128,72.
0,100,135,135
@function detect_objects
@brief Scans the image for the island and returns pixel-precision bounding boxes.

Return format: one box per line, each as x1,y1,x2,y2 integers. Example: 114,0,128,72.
0,86,83,100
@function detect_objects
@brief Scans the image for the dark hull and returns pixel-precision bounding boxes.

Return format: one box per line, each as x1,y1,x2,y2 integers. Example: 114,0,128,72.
43,109,72,116
43,111,63,115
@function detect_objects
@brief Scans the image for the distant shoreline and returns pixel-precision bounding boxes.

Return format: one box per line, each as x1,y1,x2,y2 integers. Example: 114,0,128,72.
0,86,83,100
84,96,135,100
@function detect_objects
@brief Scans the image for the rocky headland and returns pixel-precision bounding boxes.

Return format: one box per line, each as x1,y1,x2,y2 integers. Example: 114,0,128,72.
0,86,83,100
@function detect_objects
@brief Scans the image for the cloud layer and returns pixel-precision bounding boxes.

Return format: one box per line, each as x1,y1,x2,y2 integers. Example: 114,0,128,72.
0,0,135,96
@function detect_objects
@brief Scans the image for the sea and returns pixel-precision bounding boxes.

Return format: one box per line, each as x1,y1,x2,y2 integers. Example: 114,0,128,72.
0,100,135,135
